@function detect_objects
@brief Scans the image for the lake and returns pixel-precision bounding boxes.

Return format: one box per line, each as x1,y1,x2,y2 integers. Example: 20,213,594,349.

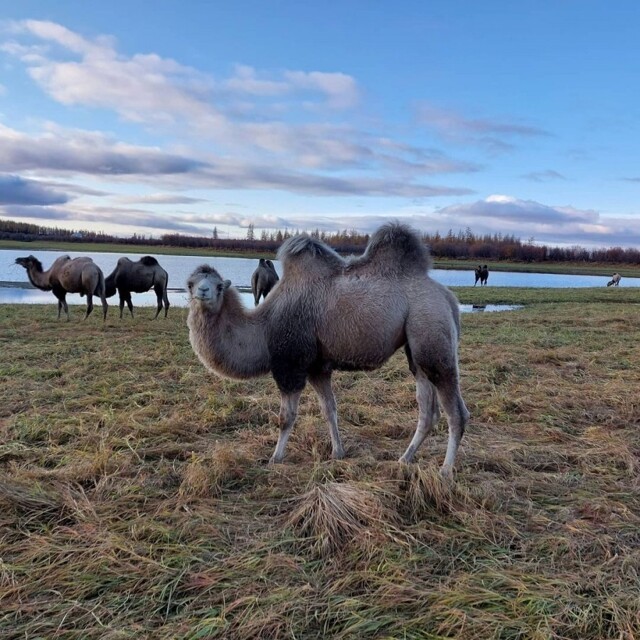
1,248,638,309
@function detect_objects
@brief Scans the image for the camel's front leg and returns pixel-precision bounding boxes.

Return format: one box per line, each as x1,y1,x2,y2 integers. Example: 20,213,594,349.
270,390,302,464
56,295,70,321
309,372,345,460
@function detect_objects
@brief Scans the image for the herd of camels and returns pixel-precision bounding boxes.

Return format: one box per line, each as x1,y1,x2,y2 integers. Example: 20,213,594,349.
15,250,622,321
15,254,170,320
12,227,626,473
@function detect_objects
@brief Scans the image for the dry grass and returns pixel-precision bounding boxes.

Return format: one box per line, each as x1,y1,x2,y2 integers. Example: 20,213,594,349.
1,296,640,639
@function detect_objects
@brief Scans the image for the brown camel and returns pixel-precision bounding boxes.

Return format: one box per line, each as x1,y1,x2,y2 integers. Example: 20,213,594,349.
251,258,279,305
15,255,108,321
187,223,469,479
105,256,170,319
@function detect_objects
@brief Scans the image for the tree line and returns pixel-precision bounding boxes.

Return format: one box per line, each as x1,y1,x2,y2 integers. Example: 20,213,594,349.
1,218,639,265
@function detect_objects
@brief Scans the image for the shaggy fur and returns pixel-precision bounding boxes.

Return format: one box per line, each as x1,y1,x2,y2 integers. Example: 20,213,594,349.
251,258,279,305
15,254,107,320
186,222,469,478
105,256,170,319
607,273,622,287
474,265,489,286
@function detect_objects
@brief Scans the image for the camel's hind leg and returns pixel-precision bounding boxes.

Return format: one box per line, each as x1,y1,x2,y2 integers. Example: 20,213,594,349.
435,377,469,479
84,293,94,320
153,283,167,319
309,372,345,460
403,344,469,479
270,390,302,464
399,369,440,464
158,283,170,318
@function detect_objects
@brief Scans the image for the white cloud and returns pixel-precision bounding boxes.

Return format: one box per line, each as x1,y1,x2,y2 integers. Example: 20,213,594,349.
1,20,479,179
521,169,567,182
0,122,474,198
431,196,640,247
0,123,205,176
416,103,551,152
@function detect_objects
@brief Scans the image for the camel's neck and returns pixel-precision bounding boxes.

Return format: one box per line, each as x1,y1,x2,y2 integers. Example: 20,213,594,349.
26,265,52,291
187,292,271,380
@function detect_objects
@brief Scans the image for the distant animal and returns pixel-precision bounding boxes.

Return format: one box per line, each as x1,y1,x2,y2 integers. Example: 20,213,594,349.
474,265,489,286
606,273,622,287
187,222,469,478
251,258,279,305
105,256,170,319
15,255,107,321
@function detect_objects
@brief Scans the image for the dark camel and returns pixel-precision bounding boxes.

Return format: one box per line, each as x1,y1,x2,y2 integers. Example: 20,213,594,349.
251,258,279,305
105,256,170,319
474,265,489,286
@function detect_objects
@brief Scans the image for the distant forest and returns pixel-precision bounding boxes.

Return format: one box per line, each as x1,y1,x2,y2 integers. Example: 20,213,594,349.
1,218,639,265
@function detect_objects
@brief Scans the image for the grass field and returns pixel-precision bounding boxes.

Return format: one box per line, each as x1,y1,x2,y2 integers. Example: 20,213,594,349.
1,289,639,639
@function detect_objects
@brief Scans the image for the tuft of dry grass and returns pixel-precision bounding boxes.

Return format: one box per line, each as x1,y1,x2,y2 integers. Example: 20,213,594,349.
1,294,640,639
283,480,403,556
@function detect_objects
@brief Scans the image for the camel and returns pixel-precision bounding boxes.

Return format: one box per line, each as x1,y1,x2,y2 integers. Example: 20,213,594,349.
187,222,469,478
607,273,622,287
251,258,279,305
105,256,170,319
15,255,108,321
474,265,489,286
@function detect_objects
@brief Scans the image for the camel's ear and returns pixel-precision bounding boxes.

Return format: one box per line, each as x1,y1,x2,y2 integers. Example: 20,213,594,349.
224,280,231,289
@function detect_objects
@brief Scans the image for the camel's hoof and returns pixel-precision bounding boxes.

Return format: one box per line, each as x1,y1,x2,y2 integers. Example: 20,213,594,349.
439,466,455,484
332,448,346,460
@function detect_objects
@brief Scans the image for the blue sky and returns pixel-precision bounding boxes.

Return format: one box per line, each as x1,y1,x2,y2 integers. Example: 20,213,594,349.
1,1,640,247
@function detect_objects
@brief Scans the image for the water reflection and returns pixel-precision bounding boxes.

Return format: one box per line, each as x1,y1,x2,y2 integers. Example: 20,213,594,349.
0,285,520,313
0,286,253,308
460,304,523,313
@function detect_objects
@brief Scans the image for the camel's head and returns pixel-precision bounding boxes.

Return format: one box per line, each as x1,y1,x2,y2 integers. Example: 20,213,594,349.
187,265,231,312
15,255,42,271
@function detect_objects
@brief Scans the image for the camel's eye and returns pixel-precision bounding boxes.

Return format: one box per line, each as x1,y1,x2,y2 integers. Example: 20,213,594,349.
216,283,223,293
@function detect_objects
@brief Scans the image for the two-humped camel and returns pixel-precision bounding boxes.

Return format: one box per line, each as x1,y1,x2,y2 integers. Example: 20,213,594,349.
105,256,170,319
15,255,108,320
186,223,469,479
251,258,279,305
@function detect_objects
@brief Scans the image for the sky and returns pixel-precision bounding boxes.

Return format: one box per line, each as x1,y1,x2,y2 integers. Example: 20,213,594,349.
1,1,640,247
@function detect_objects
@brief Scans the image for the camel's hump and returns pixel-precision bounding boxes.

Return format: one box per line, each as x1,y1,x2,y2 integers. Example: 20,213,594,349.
277,235,345,268
140,256,159,266
348,223,432,274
